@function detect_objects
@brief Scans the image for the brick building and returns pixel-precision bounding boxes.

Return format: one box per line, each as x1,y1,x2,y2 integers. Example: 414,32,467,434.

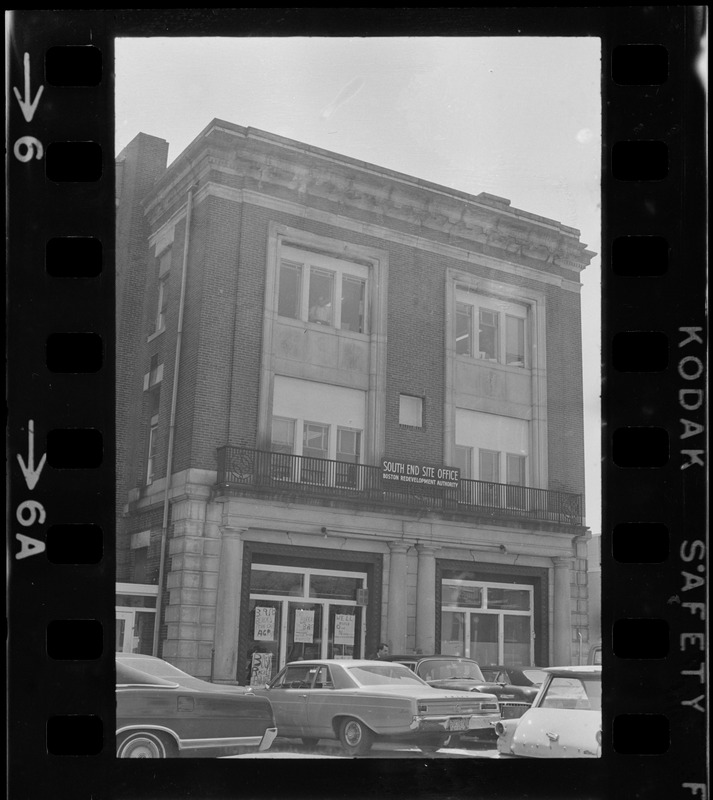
115,119,595,683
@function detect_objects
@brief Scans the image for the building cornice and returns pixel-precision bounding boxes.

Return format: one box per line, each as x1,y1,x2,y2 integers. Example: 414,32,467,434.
141,120,595,275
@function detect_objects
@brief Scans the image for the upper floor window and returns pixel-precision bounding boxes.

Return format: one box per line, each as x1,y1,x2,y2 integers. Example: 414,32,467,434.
154,248,172,333
277,247,369,334
455,289,527,367
399,394,424,428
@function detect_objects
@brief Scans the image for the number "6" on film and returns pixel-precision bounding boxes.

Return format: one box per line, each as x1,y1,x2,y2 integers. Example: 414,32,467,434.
14,136,43,162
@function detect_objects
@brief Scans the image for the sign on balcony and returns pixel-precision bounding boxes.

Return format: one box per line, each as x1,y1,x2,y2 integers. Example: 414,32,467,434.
381,459,460,489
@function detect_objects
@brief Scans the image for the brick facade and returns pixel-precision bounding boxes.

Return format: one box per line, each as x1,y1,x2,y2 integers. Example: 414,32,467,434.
116,119,594,677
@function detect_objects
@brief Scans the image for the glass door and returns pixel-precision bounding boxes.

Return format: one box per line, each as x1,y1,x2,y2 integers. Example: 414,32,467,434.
286,602,323,662
116,610,134,652
327,604,362,659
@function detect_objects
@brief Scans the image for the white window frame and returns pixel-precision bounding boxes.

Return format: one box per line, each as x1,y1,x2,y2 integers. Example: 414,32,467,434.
454,287,528,368
277,248,369,334
250,564,367,670
441,578,534,664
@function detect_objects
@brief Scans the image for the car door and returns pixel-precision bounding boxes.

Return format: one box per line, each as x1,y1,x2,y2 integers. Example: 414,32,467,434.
304,665,340,739
267,664,317,737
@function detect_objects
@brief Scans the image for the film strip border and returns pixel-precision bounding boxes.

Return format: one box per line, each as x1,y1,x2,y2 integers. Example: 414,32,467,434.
6,8,708,800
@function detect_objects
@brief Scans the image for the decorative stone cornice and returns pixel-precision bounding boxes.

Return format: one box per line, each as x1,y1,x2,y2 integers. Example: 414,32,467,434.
139,119,595,275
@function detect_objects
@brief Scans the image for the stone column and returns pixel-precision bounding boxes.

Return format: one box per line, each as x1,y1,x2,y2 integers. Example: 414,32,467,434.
212,526,246,682
415,544,439,654
553,557,573,665
386,542,409,653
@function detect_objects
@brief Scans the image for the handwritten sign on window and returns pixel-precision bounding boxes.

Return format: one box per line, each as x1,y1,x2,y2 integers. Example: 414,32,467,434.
254,606,276,641
294,608,314,643
250,652,273,686
334,613,355,645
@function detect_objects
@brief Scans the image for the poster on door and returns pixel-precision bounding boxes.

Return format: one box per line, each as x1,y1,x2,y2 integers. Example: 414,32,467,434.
250,652,273,686
294,608,314,643
334,613,355,645
254,606,276,641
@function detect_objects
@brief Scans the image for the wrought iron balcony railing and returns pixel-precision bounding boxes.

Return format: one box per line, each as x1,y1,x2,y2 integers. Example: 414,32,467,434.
216,446,583,526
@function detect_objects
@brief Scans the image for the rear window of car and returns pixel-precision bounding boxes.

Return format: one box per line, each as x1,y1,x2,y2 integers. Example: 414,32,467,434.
417,659,485,681
540,676,601,711
348,665,426,686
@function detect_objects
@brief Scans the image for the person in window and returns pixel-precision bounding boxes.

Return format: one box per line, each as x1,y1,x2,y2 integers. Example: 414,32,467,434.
309,295,332,324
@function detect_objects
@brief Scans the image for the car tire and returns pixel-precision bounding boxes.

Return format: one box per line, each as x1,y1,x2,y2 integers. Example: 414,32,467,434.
301,737,320,749
419,734,449,754
116,730,177,758
337,717,374,756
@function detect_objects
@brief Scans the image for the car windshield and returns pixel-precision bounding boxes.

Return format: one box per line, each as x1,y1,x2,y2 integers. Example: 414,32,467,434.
539,675,601,711
348,664,428,686
417,659,484,681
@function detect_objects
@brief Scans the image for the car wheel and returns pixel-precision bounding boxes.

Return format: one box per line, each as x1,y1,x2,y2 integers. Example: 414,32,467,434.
419,734,448,754
301,737,320,749
116,730,177,758
338,717,374,756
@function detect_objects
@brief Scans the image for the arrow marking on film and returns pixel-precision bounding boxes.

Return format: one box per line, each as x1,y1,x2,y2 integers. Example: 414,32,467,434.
17,420,46,491
13,52,44,123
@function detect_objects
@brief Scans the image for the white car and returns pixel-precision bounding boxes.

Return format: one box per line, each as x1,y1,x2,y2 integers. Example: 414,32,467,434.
495,665,601,758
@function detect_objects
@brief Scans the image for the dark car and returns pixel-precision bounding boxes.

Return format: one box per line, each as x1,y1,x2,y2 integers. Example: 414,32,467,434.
116,653,277,758
480,665,547,692
388,655,541,723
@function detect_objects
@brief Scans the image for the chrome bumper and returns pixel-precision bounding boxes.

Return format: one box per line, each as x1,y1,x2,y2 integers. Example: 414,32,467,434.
411,714,499,732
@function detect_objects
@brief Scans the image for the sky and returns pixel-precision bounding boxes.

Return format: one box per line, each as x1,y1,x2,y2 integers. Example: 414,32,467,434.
115,36,602,534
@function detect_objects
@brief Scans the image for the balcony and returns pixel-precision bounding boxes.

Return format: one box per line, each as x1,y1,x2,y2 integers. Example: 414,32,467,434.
215,446,583,526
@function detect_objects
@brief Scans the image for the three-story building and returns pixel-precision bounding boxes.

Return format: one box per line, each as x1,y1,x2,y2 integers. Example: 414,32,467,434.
116,119,595,683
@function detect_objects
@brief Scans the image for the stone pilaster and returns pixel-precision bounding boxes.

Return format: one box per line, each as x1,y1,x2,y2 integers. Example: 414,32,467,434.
553,556,573,665
212,526,247,682
386,541,409,654
415,544,439,654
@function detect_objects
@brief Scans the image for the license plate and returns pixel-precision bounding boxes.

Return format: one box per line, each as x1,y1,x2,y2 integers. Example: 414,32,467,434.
448,718,468,732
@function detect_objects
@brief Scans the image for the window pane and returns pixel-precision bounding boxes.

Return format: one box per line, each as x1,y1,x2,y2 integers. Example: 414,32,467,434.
506,315,525,366
478,309,499,361
303,423,329,457
278,261,302,319
503,615,531,666
442,583,482,607
308,268,334,325
440,611,465,656
341,275,366,333
251,569,304,596
456,303,472,355
271,418,295,453
506,454,526,485
455,446,472,479
399,395,423,427
479,449,500,482
487,588,530,610
309,574,362,600
337,429,361,461
470,614,499,664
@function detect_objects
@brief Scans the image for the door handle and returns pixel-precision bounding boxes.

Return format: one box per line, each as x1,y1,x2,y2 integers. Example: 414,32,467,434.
298,694,308,699
546,732,559,742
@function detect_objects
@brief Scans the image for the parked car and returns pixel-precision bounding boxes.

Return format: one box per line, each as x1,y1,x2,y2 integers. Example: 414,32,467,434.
480,665,547,699
116,653,278,758
495,665,602,758
255,658,500,756
388,655,540,720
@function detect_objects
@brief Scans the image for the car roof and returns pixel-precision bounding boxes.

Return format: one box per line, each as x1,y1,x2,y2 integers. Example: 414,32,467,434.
387,654,477,660
284,659,399,667
542,665,602,676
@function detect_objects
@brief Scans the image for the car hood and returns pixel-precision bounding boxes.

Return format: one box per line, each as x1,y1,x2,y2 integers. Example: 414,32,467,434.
511,708,601,758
